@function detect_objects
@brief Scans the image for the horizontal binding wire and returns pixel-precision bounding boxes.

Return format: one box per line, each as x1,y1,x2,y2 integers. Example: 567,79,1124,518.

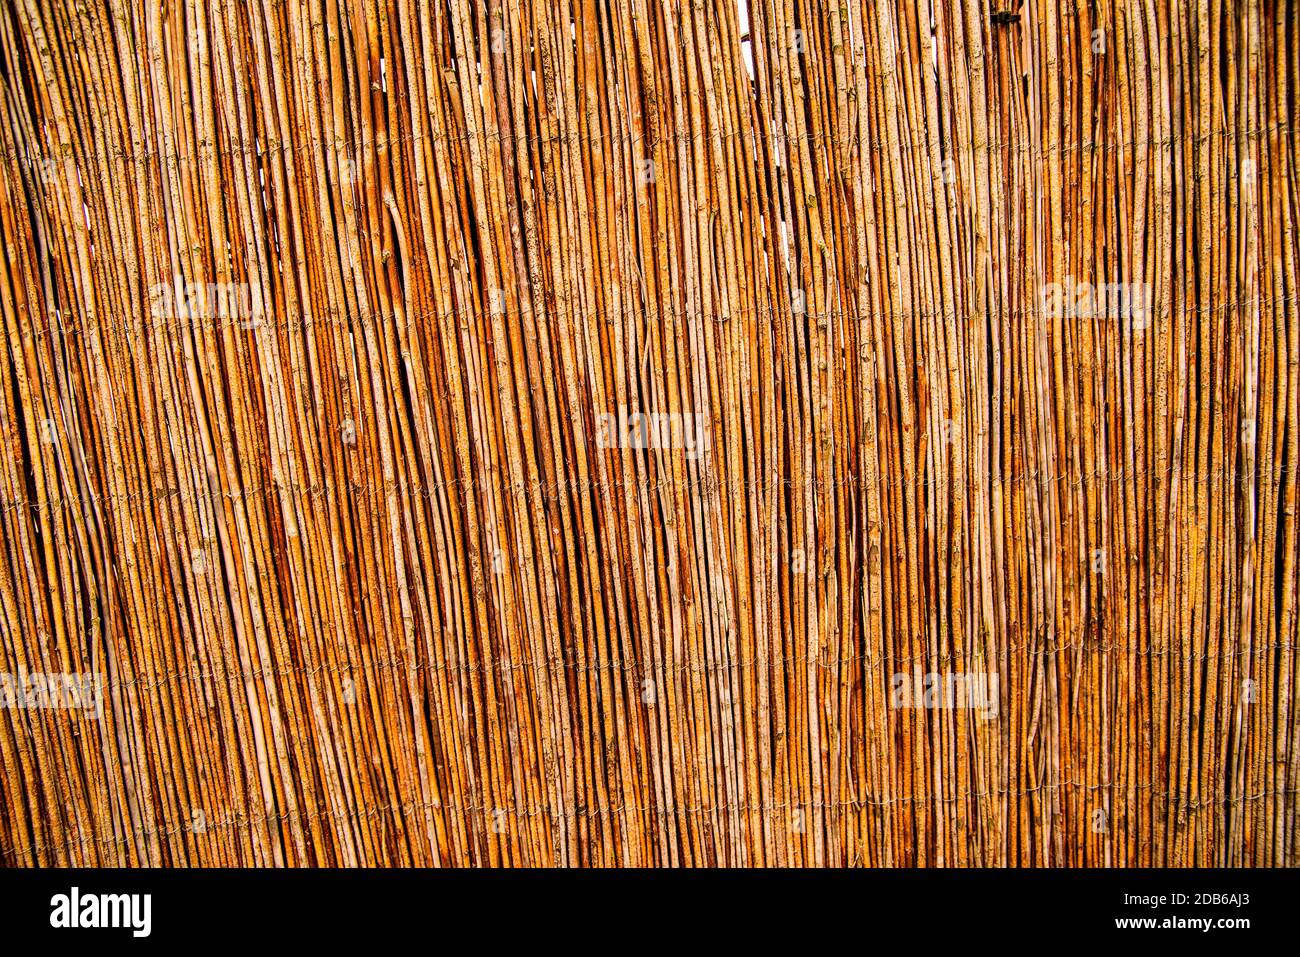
14,293,1299,340
2,463,1292,516
26,639,1292,699
1,119,1291,173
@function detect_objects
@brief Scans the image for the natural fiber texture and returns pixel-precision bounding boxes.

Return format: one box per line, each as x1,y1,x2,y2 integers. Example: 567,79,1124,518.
1,0,1297,866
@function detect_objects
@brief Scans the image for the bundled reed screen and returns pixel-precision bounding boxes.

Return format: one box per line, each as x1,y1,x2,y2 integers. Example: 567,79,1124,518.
0,0,1297,867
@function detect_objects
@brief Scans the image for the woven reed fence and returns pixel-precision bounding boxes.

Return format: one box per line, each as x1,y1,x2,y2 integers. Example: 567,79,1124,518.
0,0,1297,867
